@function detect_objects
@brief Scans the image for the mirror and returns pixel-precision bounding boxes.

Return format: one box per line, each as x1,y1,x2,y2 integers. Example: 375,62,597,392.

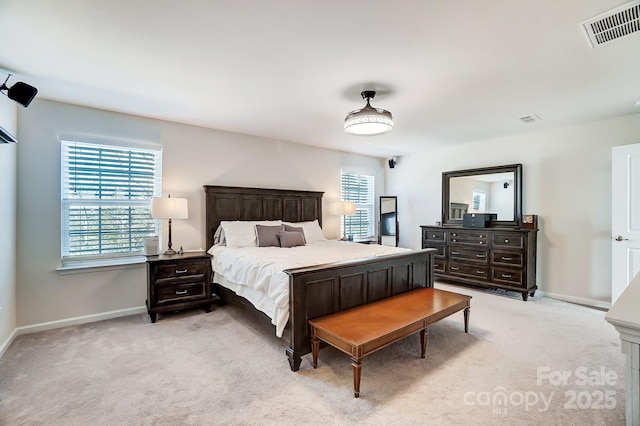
379,196,398,246
442,164,522,227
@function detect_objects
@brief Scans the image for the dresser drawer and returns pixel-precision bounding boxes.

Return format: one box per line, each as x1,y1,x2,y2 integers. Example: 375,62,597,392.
156,281,207,305
492,233,524,249
449,230,489,247
491,267,524,287
448,261,488,281
155,261,207,280
492,250,524,267
423,229,446,243
424,244,445,257
433,259,446,273
449,246,488,263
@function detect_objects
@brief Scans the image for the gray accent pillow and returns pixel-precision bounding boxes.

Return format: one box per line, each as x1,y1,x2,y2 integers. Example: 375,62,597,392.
283,224,306,244
278,230,306,248
256,224,284,247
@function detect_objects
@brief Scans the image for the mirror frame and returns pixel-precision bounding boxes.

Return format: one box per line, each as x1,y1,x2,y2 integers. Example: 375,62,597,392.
442,163,522,227
379,196,399,247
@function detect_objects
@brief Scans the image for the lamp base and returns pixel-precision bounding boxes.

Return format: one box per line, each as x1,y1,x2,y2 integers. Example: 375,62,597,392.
162,248,178,255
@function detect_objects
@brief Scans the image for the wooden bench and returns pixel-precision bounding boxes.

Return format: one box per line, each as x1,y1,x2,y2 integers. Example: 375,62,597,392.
309,287,471,397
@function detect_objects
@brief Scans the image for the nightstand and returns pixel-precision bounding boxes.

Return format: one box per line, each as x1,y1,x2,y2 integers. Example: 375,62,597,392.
145,252,215,323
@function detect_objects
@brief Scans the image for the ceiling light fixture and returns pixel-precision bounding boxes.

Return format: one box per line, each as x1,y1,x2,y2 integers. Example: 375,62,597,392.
344,90,394,136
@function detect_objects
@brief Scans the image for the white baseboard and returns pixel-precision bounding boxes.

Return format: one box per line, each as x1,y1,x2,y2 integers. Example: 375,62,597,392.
0,328,18,359
538,290,611,310
15,306,147,336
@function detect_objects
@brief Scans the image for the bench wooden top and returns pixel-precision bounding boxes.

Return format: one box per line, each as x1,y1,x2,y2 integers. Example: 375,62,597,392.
309,287,471,347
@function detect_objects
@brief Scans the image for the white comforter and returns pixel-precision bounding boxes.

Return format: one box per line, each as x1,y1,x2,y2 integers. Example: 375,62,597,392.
208,240,411,337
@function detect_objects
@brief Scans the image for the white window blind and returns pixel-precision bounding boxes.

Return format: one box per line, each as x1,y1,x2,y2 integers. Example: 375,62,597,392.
61,140,162,262
472,191,486,212
340,170,375,239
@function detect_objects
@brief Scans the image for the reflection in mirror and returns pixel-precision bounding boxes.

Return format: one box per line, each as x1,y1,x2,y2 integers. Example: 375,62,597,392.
379,196,398,247
449,172,515,221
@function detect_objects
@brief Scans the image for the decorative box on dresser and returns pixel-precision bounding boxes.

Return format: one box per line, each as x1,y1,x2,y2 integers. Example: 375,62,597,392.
421,226,537,301
146,252,215,322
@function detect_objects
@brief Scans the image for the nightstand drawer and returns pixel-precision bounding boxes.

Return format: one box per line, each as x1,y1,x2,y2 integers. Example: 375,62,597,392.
155,261,207,279
146,252,214,322
156,281,207,304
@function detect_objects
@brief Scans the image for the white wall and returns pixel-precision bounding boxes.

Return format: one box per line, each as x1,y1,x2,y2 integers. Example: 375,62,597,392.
15,99,385,328
387,114,640,307
0,100,17,354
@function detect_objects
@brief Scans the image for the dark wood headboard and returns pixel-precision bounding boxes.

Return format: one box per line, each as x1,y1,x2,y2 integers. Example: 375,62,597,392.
203,185,324,250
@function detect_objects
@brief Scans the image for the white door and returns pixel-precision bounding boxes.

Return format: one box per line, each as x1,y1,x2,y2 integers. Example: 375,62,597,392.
611,143,640,304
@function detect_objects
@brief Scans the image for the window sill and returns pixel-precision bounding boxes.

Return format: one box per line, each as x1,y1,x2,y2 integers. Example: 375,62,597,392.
56,256,147,275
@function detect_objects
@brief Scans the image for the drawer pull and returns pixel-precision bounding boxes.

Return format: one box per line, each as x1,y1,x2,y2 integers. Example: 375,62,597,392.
476,270,484,275
452,233,457,236
501,256,512,261
504,239,509,243
432,234,437,238
502,273,512,278
452,239,457,242
175,269,188,274
175,290,188,295
451,251,460,255
479,242,484,245
451,266,459,270
476,254,485,258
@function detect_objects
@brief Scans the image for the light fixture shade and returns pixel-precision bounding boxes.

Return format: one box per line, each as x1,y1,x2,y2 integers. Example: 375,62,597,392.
151,197,188,219
335,201,357,216
344,90,394,136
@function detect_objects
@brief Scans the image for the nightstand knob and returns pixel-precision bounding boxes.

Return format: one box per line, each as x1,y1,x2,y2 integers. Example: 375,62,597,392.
176,290,188,295
176,269,188,274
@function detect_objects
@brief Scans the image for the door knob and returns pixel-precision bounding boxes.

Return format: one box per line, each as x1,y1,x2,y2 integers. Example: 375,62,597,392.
613,235,629,241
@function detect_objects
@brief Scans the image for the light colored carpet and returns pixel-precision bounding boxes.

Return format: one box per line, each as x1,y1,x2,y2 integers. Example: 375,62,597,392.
0,283,626,425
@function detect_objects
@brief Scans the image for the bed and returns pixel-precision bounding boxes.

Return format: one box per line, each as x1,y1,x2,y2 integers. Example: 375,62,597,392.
204,185,436,371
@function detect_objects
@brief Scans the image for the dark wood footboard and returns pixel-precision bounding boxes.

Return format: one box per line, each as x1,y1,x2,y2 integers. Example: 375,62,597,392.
284,248,435,371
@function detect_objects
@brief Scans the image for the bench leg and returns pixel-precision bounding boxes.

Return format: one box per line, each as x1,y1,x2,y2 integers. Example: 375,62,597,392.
351,357,362,398
464,306,470,333
311,336,319,369
420,328,428,358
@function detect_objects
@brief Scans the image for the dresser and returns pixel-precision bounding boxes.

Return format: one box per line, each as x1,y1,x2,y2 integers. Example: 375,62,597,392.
421,225,537,300
146,252,215,322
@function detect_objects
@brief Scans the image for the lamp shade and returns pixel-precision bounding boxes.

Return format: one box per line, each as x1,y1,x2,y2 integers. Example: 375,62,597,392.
335,201,356,216
344,90,394,136
151,197,188,219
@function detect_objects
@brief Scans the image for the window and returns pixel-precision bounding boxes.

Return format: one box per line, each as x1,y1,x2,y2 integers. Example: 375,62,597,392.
340,170,375,239
472,191,486,212
61,139,162,263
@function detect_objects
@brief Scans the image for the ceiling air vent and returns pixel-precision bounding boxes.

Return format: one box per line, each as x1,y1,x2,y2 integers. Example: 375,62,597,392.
581,0,640,48
519,115,541,124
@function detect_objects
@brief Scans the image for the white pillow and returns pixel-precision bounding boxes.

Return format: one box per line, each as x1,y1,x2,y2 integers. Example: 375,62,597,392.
220,220,282,248
284,220,326,243
213,225,226,245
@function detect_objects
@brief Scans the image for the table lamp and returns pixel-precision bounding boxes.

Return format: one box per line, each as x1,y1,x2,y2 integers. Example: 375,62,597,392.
151,194,188,255
335,201,356,240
